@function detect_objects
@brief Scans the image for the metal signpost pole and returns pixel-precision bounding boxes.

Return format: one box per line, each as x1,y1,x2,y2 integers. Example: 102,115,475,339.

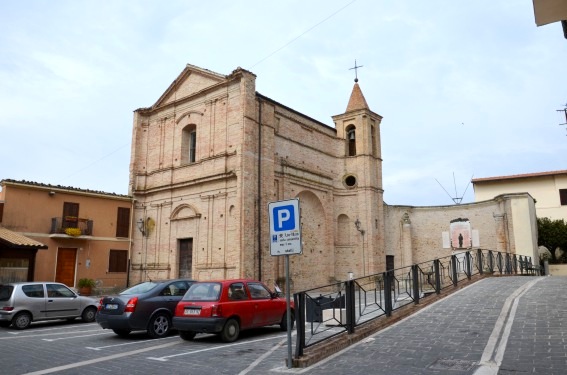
285,254,292,368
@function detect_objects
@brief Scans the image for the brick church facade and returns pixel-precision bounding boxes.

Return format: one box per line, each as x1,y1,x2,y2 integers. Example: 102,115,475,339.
128,64,538,292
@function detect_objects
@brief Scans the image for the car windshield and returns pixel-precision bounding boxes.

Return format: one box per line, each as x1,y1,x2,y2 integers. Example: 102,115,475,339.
120,281,159,295
182,282,221,301
0,285,13,301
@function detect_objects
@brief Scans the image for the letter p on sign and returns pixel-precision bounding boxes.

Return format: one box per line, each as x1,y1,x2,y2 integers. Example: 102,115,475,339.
274,205,295,231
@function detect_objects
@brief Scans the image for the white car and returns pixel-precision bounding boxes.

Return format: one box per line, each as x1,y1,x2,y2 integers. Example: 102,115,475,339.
0,281,99,329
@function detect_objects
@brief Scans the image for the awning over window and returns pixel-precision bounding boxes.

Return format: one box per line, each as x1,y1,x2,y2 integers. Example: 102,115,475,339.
0,226,48,250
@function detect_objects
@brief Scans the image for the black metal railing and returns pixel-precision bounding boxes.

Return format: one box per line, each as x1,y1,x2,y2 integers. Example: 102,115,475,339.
294,249,540,358
50,217,93,236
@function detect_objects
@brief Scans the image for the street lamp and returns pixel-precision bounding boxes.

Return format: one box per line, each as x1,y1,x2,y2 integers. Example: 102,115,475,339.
137,218,146,237
354,218,366,276
354,218,365,235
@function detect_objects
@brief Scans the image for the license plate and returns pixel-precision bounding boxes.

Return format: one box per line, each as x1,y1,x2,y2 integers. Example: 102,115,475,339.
184,308,200,315
105,304,118,310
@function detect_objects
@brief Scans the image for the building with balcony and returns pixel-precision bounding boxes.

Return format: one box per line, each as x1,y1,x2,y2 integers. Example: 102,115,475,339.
0,179,132,292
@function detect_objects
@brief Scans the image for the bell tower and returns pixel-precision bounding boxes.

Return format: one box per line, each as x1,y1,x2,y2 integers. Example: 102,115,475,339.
332,69,385,274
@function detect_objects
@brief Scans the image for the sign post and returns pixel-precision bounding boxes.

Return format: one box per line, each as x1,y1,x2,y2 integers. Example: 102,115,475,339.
268,198,301,369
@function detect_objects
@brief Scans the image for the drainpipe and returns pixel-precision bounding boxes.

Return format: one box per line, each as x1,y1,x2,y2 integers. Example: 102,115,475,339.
257,98,262,281
127,197,134,287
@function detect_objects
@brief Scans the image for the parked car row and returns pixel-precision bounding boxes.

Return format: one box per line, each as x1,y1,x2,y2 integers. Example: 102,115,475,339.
0,278,294,343
96,278,294,342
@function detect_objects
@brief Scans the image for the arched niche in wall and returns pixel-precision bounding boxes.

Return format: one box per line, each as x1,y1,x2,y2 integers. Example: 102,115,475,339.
337,214,352,245
170,204,201,221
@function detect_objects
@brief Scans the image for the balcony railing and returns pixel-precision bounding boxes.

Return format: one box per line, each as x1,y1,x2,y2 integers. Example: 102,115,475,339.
50,217,93,236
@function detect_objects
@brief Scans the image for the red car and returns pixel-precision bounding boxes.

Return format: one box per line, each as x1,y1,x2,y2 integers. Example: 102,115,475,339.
172,279,294,342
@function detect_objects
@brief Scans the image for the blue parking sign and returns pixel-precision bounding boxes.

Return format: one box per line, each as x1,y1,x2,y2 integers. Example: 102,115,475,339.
269,199,302,256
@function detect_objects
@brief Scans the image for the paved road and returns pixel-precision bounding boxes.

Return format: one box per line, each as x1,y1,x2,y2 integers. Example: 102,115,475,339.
0,276,564,374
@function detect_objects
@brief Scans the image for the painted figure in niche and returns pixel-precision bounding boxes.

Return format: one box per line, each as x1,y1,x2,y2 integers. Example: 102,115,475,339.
450,218,471,249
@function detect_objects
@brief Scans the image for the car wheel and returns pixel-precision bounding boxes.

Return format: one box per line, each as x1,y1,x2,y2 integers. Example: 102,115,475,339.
112,329,131,337
280,311,295,331
12,312,32,330
179,330,197,341
221,318,240,343
147,313,171,339
81,306,97,323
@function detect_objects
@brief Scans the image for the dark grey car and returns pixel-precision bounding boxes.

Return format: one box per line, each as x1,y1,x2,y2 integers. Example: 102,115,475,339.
0,282,99,329
96,279,195,338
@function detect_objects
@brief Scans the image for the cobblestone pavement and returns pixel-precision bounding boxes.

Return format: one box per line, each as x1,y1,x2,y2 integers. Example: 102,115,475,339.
268,276,566,375
1,276,564,375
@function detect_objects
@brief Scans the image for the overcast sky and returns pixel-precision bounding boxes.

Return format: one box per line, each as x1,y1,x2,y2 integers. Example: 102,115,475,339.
1,1,565,206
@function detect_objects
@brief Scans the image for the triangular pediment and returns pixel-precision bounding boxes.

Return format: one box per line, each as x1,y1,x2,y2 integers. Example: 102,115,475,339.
152,64,226,109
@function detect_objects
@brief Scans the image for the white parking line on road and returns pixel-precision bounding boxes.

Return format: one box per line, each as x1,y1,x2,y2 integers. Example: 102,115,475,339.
42,331,112,341
147,334,286,361
0,328,104,340
21,341,179,375
3,323,99,335
473,277,542,375
238,335,290,375
86,335,177,350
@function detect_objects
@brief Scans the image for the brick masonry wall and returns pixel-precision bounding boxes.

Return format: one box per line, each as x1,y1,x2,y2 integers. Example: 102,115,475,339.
383,196,532,268
128,65,536,292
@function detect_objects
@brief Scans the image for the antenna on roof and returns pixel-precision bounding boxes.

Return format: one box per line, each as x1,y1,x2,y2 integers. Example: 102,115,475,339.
558,103,567,135
435,172,474,205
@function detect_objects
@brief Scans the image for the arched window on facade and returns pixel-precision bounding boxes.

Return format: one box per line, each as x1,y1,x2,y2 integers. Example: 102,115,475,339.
346,125,356,156
181,124,197,164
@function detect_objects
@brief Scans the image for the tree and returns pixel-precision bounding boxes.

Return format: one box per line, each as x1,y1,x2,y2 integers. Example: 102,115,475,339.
537,217,567,263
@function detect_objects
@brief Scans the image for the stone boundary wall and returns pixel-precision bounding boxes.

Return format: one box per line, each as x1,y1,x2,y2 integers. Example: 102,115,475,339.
549,264,567,276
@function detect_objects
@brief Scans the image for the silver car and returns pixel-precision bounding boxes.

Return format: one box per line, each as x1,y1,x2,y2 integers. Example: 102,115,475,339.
0,282,99,329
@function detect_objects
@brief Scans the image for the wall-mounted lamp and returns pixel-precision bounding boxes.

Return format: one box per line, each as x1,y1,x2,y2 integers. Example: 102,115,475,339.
48,191,55,196
348,271,354,280
354,218,365,235
137,218,147,237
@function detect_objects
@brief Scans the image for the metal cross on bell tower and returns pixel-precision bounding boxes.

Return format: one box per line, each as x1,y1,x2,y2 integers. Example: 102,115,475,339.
349,59,364,82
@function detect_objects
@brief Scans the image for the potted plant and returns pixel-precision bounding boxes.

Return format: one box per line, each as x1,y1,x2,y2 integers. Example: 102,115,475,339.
77,278,96,296
64,227,82,237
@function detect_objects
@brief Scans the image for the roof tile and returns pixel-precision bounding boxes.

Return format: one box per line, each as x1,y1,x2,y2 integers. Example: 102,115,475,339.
0,226,48,249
